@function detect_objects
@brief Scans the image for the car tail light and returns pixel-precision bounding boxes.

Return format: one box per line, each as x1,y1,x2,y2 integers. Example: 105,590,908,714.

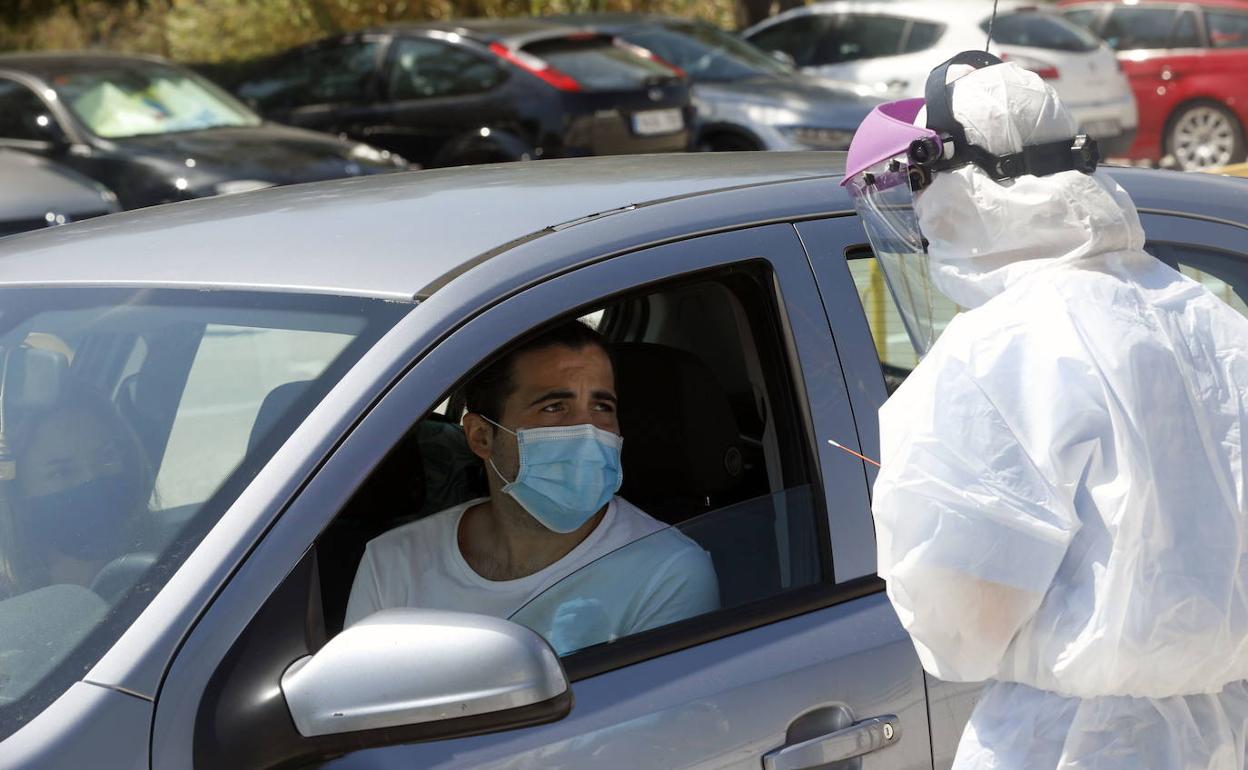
613,39,687,79
1000,52,1060,80
489,42,582,92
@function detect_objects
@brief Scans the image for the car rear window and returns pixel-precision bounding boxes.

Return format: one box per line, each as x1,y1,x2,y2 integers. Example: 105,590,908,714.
522,37,677,91
1207,10,1248,48
981,12,1102,52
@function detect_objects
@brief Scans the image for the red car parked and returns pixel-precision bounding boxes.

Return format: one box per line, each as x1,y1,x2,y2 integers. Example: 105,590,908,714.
1059,0,1248,170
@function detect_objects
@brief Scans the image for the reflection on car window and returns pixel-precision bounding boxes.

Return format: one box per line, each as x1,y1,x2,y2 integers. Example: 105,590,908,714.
239,41,380,110
980,12,1102,52
811,14,907,65
51,65,260,138
0,288,405,742
746,16,831,68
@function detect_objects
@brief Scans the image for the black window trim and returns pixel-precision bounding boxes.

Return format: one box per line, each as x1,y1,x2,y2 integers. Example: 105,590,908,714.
381,31,508,103
0,73,68,150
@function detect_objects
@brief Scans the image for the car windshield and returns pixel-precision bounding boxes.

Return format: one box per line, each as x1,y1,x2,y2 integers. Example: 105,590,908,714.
620,22,793,82
0,287,406,741
48,64,262,139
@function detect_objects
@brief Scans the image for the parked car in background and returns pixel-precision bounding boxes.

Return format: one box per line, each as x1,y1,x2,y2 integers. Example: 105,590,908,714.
1058,0,1248,170
0,151,1244,770
0,53,406,211
0,149,119,237
742,0,1139,155
547,13,882,151
228,20,692,168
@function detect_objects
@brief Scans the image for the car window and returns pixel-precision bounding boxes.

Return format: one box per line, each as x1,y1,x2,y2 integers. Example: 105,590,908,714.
981,12,1102,52
1172,10,1205,48
1149,242,1248,317
812,14,908,65
744,15,831,68
903,21,945,53
520,36,678,91
620,22,791,82
325,264,830,658
0,288,405,742
48,64,258,139
0,79,51,142
847,247,961,392
1101,5,1179,50
388,38,505,100
237,40,381,110
1206,10,1248,49
1062,6,1104,33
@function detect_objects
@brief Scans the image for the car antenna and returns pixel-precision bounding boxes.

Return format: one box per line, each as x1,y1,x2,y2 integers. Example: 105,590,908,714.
985,0,1001,51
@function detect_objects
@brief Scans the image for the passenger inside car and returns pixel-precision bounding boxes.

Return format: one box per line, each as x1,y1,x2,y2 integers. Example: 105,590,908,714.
343,320,720,654
0,358,151,599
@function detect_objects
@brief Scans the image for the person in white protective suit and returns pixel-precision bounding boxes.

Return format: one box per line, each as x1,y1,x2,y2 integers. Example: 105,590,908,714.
841,50,1248,769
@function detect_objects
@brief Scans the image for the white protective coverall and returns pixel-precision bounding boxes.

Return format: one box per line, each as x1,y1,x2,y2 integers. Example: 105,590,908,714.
872,63,1248,769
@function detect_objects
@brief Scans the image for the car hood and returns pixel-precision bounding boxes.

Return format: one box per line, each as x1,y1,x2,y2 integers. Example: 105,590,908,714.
114,123,386,184
0,151,116,221
693,75,880,128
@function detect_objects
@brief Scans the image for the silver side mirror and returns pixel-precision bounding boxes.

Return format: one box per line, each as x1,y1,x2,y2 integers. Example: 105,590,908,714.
281,608,569,737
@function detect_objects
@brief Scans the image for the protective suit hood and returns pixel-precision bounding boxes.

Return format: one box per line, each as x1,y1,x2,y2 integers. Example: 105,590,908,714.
915,63,1147,309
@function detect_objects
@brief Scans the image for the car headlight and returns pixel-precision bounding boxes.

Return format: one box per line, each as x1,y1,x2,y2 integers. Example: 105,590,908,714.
780,126,855,150
213,179,276,196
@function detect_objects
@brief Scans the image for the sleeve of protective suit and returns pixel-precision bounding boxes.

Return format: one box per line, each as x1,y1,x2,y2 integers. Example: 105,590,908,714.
873,354,1081,683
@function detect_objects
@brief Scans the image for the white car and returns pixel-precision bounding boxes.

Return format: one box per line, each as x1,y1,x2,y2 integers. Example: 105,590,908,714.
743,0,1139,156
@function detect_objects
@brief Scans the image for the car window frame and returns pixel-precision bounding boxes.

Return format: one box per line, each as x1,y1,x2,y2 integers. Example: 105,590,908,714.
1204,6,1248,49
150,221,879,766
1101,2,1187,50
250,33,390,113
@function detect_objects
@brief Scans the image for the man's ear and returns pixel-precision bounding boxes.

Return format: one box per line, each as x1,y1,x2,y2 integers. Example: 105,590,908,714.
462,413,493,462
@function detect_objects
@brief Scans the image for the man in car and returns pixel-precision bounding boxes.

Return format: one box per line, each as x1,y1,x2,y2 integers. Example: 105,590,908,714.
344,320,719,654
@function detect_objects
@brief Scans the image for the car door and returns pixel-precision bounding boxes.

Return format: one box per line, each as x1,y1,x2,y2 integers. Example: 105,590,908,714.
364,34,516,166
150,223,934,770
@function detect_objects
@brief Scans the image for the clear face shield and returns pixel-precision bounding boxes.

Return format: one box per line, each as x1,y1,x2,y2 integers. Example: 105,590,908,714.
846,159,941,357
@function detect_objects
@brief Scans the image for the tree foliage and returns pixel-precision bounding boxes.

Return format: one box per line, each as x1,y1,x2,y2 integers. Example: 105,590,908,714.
0,0,793,63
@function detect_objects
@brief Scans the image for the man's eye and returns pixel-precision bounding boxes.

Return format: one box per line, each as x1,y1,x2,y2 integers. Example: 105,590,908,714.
541,403,564,413
593,402,616,412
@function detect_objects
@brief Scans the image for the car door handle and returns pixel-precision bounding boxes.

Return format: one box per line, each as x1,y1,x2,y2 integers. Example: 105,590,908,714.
762,715,899,770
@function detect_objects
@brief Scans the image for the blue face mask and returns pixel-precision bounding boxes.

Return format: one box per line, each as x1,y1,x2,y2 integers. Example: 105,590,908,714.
483,417,624,534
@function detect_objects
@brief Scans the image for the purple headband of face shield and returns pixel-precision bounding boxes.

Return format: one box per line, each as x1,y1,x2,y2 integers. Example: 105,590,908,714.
840,98,944,187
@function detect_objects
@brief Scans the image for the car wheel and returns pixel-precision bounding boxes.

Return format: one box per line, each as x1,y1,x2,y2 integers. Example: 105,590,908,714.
1165,101,1246,171
698,133,760,152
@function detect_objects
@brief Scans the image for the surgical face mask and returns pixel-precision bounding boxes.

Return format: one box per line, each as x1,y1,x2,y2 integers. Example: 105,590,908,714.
481,416,624,534
20,473,137,561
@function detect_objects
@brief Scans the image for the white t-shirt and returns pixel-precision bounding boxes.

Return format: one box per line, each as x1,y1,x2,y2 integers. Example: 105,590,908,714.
344,497,720,654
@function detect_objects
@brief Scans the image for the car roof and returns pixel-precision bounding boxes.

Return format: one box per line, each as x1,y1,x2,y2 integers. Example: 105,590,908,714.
0,50,178,78
0,153,846,301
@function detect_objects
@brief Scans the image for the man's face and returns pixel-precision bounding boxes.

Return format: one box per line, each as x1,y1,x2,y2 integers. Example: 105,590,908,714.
466,343,618,482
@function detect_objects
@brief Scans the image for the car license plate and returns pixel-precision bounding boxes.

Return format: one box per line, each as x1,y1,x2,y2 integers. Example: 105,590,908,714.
632,108,684,136
1082,119,1120,138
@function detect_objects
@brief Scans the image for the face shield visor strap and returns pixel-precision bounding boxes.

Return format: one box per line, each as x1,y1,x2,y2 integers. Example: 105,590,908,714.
922,49,1101,182
847,163,942,356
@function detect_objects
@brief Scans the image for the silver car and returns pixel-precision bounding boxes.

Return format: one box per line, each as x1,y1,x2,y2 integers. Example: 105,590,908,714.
0,154,1244,770
551,14,884,151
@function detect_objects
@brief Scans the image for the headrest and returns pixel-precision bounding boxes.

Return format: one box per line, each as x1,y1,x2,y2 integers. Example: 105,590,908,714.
247,379,313,455
614,342,743,508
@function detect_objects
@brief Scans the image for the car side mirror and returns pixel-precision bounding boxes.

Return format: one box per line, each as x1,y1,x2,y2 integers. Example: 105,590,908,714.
281,608,570,738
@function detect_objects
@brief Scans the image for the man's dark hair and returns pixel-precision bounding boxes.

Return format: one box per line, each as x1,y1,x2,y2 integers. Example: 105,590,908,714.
464,320,610,424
